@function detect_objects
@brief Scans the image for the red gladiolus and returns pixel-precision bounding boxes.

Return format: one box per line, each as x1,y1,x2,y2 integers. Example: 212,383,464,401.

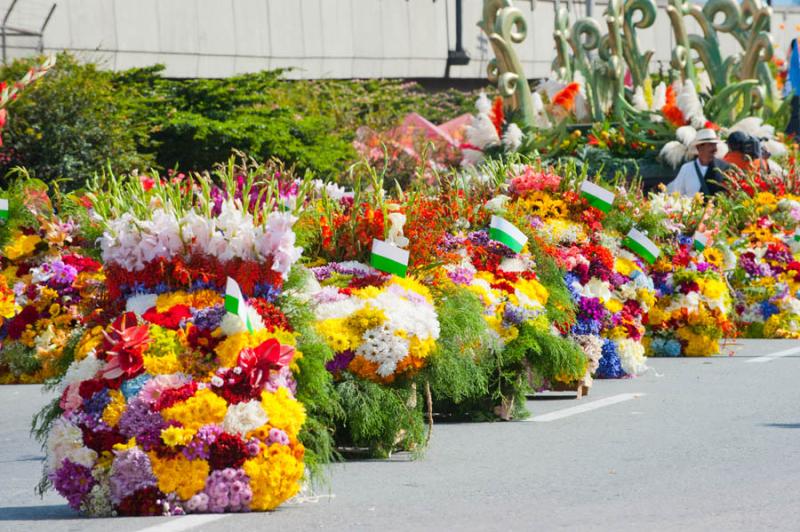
101,315,151,380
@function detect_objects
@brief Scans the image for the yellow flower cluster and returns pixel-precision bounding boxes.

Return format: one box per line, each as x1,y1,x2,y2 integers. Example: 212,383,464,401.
156,290,222,312
243,444,305,511
676,328,720,356
259,387,307,437
148,452,209,500
2,233,41,261
143,326,186,375
160,426,196,447
161,388,227,431
101,390,127,427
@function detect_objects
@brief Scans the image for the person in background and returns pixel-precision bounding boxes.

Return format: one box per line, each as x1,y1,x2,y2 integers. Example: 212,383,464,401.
724,131,767,174
667,128,732,196
786,38,800,137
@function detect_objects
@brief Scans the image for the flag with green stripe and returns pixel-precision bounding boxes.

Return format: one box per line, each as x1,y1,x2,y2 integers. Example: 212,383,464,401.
370,239,409,277
225,277,254,333
693,231,708,251
0,198,8,221
580,180,615,213
623,228,660,264
489,216,527,253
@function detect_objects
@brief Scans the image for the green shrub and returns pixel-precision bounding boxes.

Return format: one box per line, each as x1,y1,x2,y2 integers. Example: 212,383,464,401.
0,53,154,187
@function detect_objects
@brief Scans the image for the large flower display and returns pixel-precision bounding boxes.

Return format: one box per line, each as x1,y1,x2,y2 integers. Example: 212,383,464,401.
40,171,307,515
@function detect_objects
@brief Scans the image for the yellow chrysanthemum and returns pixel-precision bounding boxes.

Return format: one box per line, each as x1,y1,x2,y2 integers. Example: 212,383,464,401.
389,276,434,303
703,247,724,269
260,387,306,438
515,277,549,306
101,390,127,427
343,305,386,335
148,452,209,500
702,279,726,300
243,444,304,511
143,353,182,375
605,298,624,313
161,388,227,431
316,318,360,353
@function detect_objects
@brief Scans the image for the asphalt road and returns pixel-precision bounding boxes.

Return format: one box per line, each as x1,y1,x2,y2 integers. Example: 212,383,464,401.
2,338,799,532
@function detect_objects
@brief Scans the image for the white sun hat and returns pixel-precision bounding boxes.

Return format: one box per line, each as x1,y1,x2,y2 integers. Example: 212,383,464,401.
690,128,722,147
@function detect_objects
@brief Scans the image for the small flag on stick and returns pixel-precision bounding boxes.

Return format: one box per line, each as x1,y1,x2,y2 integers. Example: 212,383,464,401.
623,228,660,264
0,198,8,221
489,215,528,253
580,180,615,213
693,231,708,251
225,277,254,333
370,239,409,278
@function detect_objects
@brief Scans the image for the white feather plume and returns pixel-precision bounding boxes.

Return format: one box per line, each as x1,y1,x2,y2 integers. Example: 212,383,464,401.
652,82,667,110
660,141,690,169
502,123,524,152
676,81,707,129
632,86,648,111
475,91,492,114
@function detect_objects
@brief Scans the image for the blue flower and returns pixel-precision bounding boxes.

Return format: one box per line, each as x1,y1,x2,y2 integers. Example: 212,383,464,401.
759,300,780,320
595,339,626,379
121,374,151,400
664,339,682,357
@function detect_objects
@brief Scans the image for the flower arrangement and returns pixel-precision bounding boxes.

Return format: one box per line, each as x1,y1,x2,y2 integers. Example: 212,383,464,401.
310,262,440,383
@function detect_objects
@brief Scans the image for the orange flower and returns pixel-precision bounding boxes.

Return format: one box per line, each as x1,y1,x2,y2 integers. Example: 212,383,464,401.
552,82,580,112
661,85,686,127
491,96,505,137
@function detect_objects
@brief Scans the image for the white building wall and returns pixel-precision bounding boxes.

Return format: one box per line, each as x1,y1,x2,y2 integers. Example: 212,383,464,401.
0,0,798,79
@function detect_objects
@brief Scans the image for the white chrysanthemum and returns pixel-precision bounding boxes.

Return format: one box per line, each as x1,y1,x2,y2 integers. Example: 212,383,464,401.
314,297,366,321
126,293,157,317
47,418,98,469
616,338,648,376
356,325,410,377
372,289,440,340
223,400,269,436
61,352,104,391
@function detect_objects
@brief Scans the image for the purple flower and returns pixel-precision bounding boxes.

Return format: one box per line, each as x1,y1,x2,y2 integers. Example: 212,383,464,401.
326,350,355,374
578,297,607,323
447,267,474,285
502,304,527,326
49,260,78,287
202,468,252,513
191,305,226,331
267,428,290,446
51,459,95,510
118,398,168,451
110,447,157,504
183,424,223,460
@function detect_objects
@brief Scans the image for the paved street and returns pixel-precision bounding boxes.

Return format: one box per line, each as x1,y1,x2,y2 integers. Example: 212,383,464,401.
2,339,799,532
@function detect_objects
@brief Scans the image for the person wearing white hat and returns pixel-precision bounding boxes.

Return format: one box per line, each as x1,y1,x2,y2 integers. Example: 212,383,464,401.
666,128,733,197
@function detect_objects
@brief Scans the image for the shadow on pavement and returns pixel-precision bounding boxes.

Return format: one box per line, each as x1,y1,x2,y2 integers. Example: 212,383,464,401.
0,505,75,520
763,423,800,429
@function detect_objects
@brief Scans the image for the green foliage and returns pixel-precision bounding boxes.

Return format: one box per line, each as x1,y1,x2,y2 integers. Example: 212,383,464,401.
506,322,586,384
0,53,154,187
0,342,40,378
333,374,426,458
423,286,493,408
0,176,42,247
279,267,341,480
528,239,577,327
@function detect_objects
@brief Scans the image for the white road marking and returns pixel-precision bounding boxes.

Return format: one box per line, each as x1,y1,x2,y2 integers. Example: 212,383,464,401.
134,515,230,532
744,346,800,364
527,393,645,422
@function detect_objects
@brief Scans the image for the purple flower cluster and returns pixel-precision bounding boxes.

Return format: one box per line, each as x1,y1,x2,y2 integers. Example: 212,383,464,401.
110,447,157,504
191,305,226,331
502,304,527,326
578,297,607,323
326,350,355,374
190,468,252,513
49,260,79,287
447,267,474,285
51,459,96,510
118,398,169,451
183,425,223,460
438,233,466,252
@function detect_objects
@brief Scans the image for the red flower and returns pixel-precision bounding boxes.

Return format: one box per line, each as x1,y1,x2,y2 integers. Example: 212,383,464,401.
62,254,102,273
78,378,106,400
237,338,294,389
249,299,292,332
80,424,126,453
208,433,249,470
6,305,39,340
139,175,155,191
142,304,192,329
101,314,151,380
117,486,166,516
154,382,198,411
